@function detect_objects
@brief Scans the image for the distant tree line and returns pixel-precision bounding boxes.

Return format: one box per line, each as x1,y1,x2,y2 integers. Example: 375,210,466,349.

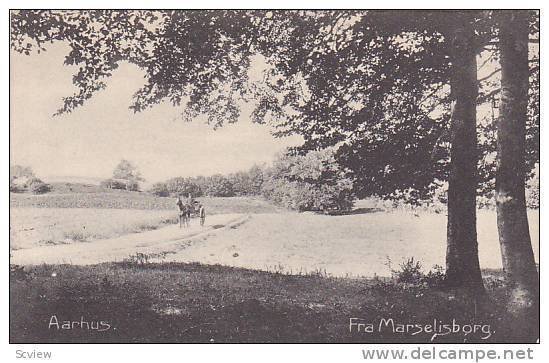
149,165,264,198
150,149,355,212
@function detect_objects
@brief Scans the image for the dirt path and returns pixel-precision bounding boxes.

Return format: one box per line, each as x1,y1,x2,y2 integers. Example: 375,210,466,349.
11,213,249,265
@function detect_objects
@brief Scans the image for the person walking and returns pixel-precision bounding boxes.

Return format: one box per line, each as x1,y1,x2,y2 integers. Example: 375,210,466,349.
198,203,206,227
176,196,185,228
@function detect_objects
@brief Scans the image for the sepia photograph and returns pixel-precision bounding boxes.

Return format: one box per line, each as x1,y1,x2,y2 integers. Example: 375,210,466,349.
8,9,540,346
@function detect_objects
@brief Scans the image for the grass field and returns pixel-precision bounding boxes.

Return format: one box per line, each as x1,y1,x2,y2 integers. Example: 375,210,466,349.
10,185,280,250
9,262,538,343
10,185,279,213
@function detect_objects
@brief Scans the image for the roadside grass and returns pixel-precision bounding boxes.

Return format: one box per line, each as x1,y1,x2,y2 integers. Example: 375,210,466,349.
10,262,538,343
9,208,178,250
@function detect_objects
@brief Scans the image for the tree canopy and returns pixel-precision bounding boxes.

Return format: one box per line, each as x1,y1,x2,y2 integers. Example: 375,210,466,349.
10,10,539,204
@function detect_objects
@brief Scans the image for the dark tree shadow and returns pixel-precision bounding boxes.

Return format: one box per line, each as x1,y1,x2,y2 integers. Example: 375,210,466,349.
327,207,385,216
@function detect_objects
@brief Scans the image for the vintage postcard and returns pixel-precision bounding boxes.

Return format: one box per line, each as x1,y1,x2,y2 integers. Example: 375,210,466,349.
9,9,540,348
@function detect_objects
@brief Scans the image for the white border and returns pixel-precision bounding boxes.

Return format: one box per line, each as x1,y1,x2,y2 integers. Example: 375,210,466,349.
1,2,546,362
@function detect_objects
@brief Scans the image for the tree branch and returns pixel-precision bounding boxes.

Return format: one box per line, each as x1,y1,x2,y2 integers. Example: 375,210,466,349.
477,68,501,83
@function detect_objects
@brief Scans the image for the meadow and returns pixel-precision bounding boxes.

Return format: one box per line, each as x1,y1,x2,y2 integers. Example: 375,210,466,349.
10,183,279,250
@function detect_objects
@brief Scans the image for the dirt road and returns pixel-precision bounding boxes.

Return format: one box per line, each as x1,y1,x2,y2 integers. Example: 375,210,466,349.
10,213,249,265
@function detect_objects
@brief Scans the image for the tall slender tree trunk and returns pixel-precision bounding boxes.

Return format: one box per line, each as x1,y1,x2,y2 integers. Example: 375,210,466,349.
444,14,484,290
496,11,538,309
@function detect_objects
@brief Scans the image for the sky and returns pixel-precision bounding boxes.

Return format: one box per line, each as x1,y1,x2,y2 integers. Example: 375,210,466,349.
10,43,302,184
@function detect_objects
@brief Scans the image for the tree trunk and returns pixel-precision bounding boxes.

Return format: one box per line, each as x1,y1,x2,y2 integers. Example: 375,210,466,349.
496,11,539,310
444,15,484,290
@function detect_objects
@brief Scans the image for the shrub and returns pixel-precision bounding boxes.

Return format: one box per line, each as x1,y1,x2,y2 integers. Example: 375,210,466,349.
63,230,86,242
10,178,22,193
28,178,51,194
100,178,126,190
390,257,446,288
228,165,265,196
149,182,169,197
125,179,140,192
261,149,354,212
424,265,446,288
204,174,234,197
392,257,423,284
166,177,202,197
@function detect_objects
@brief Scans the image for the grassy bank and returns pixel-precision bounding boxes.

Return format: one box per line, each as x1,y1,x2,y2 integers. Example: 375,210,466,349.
10,262,538,343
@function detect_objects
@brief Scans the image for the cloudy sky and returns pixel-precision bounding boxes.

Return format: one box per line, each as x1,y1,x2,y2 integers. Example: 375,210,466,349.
10,43,302,184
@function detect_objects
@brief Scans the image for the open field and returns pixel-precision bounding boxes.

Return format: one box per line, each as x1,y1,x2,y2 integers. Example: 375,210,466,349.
157,209,539,277
10,186,280,213
10,262,538,343
11,190,539,278
10,187,280,250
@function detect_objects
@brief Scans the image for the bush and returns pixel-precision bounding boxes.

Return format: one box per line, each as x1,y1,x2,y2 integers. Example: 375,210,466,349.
228,165,265,196
28,178,51,194
261,149,355,212
125,179,140,192
166,177,202,197
10,179,22,193
100,178,127,190
150,182,169,197
391,257,423,284
390,257,446,288
204,174,234,197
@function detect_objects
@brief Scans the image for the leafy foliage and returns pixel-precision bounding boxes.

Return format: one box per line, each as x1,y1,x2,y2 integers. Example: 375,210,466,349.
165,177,203,197
204,174,234,197
10,10,539,206
102,160,143,191
390,257,446,288
28,178,51,194
261,149,354,211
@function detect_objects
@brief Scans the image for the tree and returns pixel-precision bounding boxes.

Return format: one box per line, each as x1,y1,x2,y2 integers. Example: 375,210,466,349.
165,177,202,197
113,159,143,181
10,164,35,192
253,11,486,288
443,14,483,289
262,149,354,212
10,164,35,179
204,174,234,197
495,10,538,309
101,159,144,191
28,177,51,194
247,164,265,195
